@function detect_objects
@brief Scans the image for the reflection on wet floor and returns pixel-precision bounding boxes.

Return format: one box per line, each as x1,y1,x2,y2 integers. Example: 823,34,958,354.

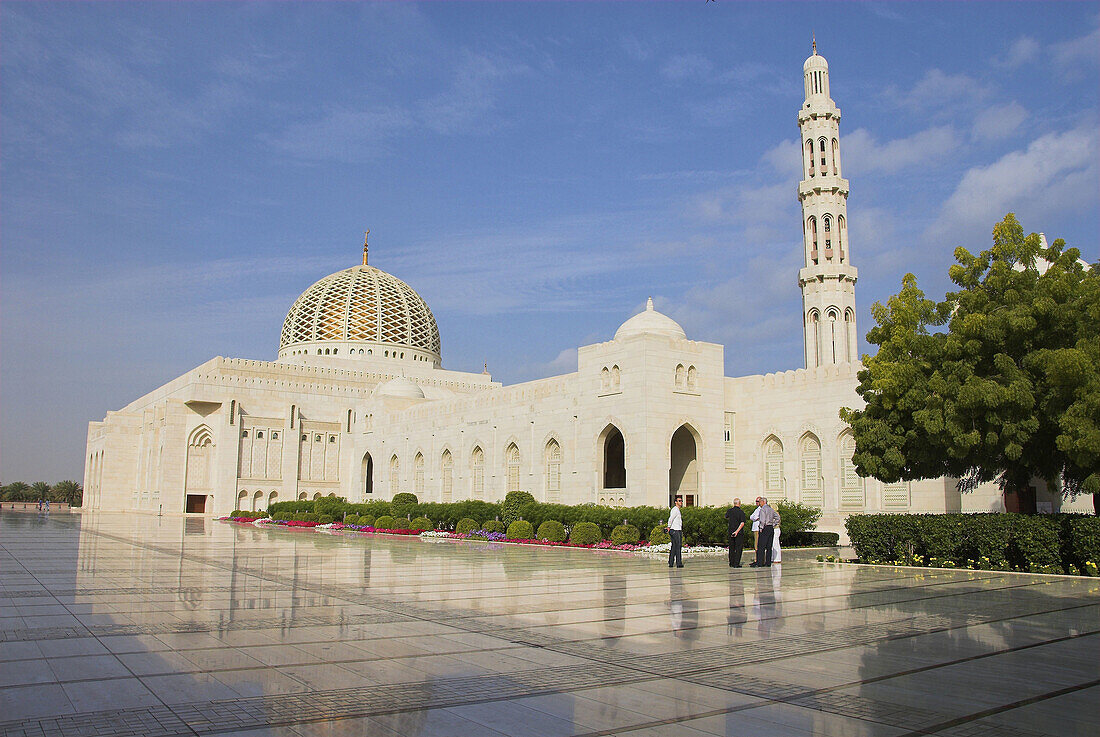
0,511,1097,737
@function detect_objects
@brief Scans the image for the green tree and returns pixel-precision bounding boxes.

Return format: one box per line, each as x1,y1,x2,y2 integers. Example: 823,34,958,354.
31,481,50,502
842,214,1099,511
2,482,31,501
51,480,83,506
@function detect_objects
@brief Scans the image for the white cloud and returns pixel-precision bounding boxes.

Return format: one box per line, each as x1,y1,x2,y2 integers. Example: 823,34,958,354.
843,126,962,175
995,36,1039,68
971,101,1027,142
661,53,713,81
762,138,802,175
927,124,1099,245
1051,17,1100,69
889,69,989,112
263,106,414,162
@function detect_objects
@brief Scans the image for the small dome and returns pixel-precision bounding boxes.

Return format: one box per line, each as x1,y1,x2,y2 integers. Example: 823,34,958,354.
614,298,687,341
374,375,425,399
803,52,828,72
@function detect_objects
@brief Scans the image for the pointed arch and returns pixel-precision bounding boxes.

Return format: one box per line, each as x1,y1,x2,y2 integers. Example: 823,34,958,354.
414,451,425,496
806,139,815,177
799,433,823,507
598,424,626,490
837,214,846,262
669,424,701,507
831,137,839,175
839,430,863,508
390,454,400,495
544,438,562,503
470,445,485,499
440,448,454,502
362,452,374,496
675,363,686,389
505,442,521,493
185,424,215,493
844,307,856,362
808,216,818,261
763,435,785,501
610,365,621,390
686,365,697,391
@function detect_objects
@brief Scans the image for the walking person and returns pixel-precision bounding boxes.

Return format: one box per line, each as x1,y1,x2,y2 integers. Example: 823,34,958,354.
666,495,684,568
750,496,780,567
724,498,747,567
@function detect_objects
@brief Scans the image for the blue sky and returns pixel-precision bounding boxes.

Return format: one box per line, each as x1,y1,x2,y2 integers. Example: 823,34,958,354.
2,2,1097,482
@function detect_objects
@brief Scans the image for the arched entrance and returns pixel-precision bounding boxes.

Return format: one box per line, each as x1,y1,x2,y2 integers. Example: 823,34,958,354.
362,452,374,496
669,425,699,507
601,425,626,490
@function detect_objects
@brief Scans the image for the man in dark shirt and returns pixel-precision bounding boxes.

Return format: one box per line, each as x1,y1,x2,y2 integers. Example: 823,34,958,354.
724,498,747,568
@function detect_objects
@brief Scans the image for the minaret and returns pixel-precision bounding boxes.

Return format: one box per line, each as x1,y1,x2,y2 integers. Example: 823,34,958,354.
798,43,858,367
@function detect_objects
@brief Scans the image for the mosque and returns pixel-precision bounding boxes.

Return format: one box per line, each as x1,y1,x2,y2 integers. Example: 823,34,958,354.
83,47,1082,531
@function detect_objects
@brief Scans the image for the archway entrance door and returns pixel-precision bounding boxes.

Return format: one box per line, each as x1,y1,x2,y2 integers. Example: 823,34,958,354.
362,453,374,496
669,425,698,507
602,426,626,491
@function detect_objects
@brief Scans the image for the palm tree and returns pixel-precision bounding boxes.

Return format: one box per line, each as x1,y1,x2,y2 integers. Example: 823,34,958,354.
52,480,82,506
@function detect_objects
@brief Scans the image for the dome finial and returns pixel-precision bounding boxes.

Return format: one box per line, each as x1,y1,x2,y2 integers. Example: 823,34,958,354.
362,229,370,265
812,32,817,55
646,296,654,311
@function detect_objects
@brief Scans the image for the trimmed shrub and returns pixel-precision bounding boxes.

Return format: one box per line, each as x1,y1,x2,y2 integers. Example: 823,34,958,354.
456,517,480,535
359,515,375,528
502,491,536,525
570,521,602,545
782,531,840,547
391,493,419,518
649,525,671,545
230,510,268,519
611,524,640,546
391,516,411,530
482,519,506,534
409,516,433,532
373,515,396,530
343,514,361,525
1008,515,1060,570
536,520,567,543
317,514,335,525
506,520,534,540
1065,517,1100,571
419,501,501,532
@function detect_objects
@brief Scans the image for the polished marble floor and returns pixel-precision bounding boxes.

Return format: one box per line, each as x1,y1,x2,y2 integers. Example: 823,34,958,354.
1,511,1097,737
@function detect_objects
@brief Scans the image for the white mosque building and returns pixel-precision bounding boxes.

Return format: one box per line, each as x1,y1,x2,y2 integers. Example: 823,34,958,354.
83,47,1082,530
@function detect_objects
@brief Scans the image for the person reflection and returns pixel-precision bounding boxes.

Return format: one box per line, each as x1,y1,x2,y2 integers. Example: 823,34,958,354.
602,574,625,644
753,562,783,637
668,571,699,640
727,574,747,637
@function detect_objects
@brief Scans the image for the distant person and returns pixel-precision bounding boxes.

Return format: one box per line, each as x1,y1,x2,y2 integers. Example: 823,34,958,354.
665,495,684,568
724,498,747,568
750,496,780,567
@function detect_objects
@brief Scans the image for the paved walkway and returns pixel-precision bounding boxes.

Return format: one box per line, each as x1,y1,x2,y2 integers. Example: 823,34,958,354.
1,512,1097,737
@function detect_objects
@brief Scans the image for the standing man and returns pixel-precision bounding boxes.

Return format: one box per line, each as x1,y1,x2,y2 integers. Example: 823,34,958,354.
750,496,780,567
666,495,684,568
724,498,747,568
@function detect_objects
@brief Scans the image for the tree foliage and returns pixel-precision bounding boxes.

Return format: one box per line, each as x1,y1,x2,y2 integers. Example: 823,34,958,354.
841,214,1099,500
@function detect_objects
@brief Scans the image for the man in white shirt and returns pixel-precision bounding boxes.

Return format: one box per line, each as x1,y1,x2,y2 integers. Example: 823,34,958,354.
666,495,684,568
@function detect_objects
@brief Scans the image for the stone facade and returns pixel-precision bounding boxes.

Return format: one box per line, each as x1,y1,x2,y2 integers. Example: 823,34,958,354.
84,47,1090,529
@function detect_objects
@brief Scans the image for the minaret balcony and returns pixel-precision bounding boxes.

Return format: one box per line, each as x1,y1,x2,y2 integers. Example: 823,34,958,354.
799,263,859,286
799,177,849,198
798,105,841,124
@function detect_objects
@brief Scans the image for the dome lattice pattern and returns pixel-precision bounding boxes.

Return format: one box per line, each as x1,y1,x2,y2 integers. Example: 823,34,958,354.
280,266,441,356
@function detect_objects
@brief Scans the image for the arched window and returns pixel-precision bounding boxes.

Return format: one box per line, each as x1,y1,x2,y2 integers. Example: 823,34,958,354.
799,434,823,507
827,308,840,364
545,439,561,502
471,446,485,499
819,137,827,170
441,450,453,502
675,364,686,388
390,454,400,494
237,490,248,509
808,216,818,261
268,491,278,506
252,490,263,512
506,443,521,493
839,433,864,508
806,139,815,177
763,436,784,501
298,492,307,501
600,367,610,391
823,215,832,257
844,308,856,362
610,365,620,390
837,215,846,261
831,138,839,176
686,365,697,391
808,310,821,367
414,452,425,495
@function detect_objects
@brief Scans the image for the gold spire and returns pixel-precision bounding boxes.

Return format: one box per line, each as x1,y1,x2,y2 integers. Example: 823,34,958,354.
362,229,370,265
812,32,817,55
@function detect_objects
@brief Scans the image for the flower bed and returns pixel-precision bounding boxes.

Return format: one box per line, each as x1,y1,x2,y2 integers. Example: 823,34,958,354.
637,542,727,559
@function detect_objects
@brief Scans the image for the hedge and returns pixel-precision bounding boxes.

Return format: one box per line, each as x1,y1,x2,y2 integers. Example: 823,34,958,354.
570,521,601,545
536,520,567,542
373,515,396,530
846,513,1100,574
611,524,640,545
506,520,534,540
262,498,825,545
455,518,480,535
481,519,506,534
409,516,433,532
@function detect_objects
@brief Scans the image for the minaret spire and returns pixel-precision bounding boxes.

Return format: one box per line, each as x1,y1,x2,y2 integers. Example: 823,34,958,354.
362,229,370,265
797,47,858,368
812,32,816,55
